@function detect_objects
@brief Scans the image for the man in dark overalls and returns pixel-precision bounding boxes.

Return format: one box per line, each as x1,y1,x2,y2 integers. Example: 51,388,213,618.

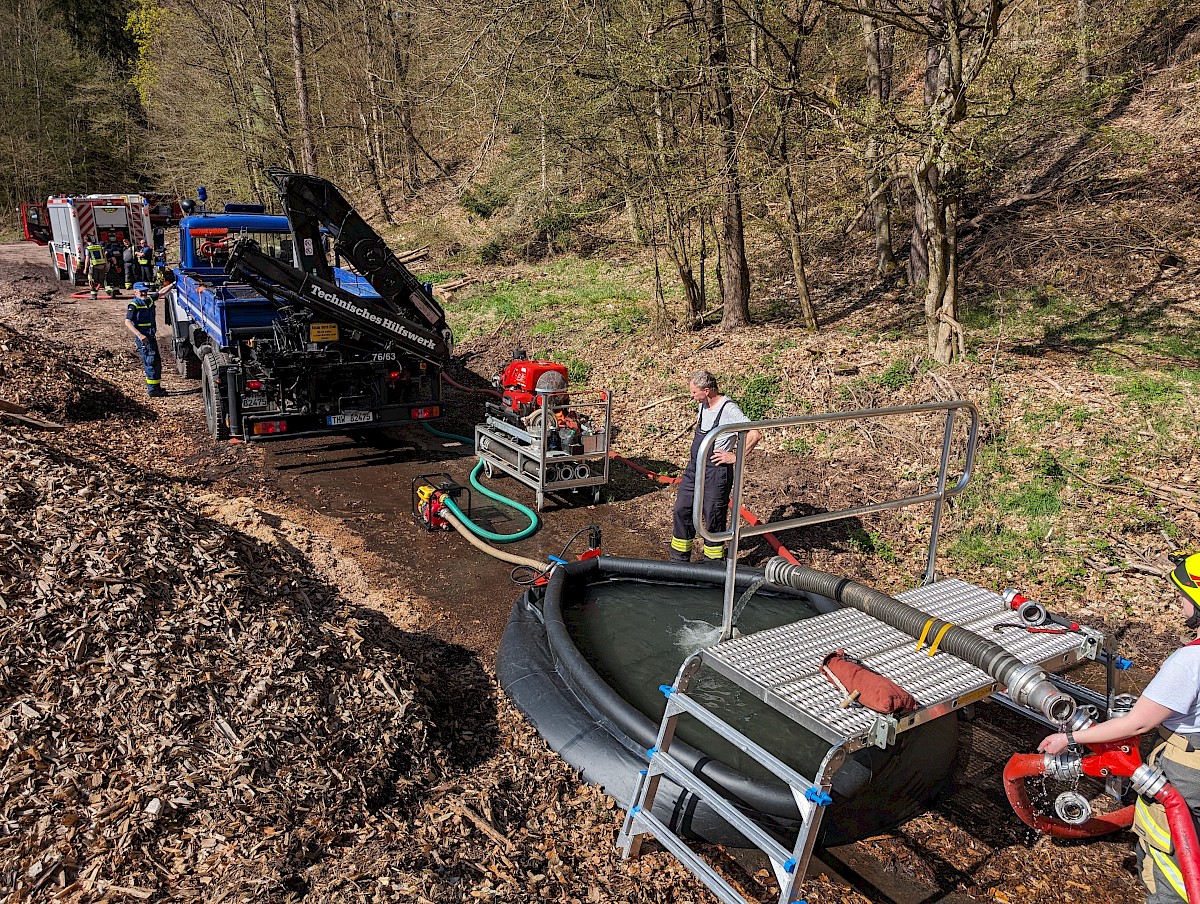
124,283,166,397
669,370,761,562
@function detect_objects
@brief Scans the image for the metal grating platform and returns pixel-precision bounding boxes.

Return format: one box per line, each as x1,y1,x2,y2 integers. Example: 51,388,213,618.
701,578,1097,751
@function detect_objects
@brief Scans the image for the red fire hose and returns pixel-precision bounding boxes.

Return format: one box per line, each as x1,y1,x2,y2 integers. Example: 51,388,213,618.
1161,783,1200,904
440,371,503,400
1003,752,1135,838
1005,740,1200,902
605,451,801,566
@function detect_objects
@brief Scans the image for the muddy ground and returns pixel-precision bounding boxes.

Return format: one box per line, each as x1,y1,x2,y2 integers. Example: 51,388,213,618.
0,241,1148,902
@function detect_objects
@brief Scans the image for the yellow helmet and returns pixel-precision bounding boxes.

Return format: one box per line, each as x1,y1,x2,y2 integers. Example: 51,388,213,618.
1170,552,1200,608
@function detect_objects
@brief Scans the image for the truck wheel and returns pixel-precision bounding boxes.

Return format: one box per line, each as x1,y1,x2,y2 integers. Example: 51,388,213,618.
176,351,202,380
201,354,229,440
174,340,202,379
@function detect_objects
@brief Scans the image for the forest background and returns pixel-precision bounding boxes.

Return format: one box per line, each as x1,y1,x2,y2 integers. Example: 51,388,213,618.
3,0,1197,365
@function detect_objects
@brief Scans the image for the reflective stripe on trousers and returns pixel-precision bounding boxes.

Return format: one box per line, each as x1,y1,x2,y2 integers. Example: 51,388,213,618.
1134,736,1200,902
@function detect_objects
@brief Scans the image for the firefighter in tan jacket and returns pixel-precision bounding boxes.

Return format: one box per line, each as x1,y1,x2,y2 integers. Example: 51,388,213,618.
1040,552,1200,902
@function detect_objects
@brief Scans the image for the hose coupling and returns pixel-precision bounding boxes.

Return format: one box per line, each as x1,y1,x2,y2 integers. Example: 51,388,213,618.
764,556,791,587
1003,587,1048,626
1006,663,1077,723
1131,763,1168,798
1044,753,1084,781
1054,790,1093,825
1067,709,1096,733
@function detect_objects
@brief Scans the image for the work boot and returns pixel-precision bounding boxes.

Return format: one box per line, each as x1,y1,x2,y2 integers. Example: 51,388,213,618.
147,388,168,398
89,291,98,300
668,550,692,563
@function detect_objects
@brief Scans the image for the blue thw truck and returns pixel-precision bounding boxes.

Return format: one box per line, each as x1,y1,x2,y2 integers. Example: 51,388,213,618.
164,169,453,440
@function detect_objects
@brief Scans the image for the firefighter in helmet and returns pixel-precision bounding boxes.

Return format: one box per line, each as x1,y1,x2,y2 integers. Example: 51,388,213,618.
124,283,166,397
86,242,106,300
1040,552,1200,903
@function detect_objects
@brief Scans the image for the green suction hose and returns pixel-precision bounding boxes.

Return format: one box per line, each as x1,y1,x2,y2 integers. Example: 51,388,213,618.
423,423,539,543
440,462,539,542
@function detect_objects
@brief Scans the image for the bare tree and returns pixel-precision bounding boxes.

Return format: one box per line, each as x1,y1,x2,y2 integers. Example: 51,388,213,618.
860,0,896,275
288,0,317,174
706,0,752,329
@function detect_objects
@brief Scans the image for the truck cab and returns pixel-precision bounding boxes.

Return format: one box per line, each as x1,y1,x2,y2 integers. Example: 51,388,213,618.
165,189,449,442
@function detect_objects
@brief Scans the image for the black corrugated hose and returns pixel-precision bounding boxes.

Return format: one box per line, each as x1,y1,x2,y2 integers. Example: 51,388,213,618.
763,558,1076,724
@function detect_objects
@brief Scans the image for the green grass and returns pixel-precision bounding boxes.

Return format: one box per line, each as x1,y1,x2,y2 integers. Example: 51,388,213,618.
847,527,898,563
736,374,781,420
948,522,1042,571
1000,481,1064,518
780,435,813,457
1113,372,1190,406
449,256,650,342
876,359,915,390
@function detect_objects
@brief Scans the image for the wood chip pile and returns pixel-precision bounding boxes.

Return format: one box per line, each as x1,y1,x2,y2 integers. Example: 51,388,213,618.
1,428,449,899
0,323,143,423
0,325,720,903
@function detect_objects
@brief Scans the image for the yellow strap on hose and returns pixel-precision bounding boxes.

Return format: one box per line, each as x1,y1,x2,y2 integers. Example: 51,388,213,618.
915,618,936,652
927,623,955,657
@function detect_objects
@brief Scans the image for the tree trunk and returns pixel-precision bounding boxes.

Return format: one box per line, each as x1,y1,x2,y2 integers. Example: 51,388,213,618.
706,0,751,329
1076,0,1091,85
908,4,945,291
288,0,317,174
241,0,297,171
664,203,704,327
775,97,816,330
861,4,896,275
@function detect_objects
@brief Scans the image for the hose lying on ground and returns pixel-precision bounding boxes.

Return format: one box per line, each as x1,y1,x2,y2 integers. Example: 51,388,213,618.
437,461,540,544
440,506,544,570
422,425,540,543
1003,753,1134,838
1004,738,1200,904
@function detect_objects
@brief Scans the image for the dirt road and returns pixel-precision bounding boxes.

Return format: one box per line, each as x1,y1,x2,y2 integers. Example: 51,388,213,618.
0,241,671,658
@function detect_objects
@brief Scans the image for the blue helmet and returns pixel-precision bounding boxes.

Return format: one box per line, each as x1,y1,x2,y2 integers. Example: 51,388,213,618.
132,282,148,292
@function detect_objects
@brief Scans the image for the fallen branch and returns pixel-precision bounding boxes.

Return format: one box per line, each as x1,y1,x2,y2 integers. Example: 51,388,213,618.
451,800,514,851
637,394,685,412
0,399,65,431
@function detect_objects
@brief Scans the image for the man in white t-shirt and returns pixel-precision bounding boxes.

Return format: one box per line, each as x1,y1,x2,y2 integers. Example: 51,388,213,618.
668,370,762,563
1040,552,1200,902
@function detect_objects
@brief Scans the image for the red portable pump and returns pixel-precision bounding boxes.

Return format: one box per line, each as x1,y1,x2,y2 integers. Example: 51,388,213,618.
494,352,569,419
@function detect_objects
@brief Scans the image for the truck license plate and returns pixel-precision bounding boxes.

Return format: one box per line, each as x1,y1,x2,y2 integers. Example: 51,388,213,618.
327,411,374,426
240,393,267,409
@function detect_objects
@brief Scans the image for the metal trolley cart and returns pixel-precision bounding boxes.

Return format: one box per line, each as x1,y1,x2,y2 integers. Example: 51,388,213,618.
475,389,612,510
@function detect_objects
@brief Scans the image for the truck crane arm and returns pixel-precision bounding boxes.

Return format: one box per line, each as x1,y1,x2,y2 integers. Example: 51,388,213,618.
264,167,449,343
224,241,450,364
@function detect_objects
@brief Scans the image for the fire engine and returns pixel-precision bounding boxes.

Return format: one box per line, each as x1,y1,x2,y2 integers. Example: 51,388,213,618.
20,195,153,284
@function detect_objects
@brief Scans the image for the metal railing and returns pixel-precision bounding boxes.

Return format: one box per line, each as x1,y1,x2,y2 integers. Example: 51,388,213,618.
693,400,980,640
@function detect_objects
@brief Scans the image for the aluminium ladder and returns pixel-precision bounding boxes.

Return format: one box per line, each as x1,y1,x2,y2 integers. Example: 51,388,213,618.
618,403,1107,904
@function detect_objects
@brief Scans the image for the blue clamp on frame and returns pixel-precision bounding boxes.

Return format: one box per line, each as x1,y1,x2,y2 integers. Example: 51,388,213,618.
659,684,676,698
804,787,832,806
